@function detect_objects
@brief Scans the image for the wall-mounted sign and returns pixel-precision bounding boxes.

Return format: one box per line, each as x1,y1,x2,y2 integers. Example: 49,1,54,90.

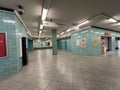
105,32,111,36
93,37,98,48
80,38,86,48
0,33,7,57
43,21,57,27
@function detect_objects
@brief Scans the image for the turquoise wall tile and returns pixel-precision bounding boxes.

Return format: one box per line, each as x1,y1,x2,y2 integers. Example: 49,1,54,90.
59,27,120,56
70,27,120,55
0,10,28,75
28,39,34,51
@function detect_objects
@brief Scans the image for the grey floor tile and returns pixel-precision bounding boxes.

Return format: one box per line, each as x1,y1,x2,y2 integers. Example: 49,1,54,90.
72,86,87,90
98,82,116,90
0,79,25,90
0,50,120,90
19,84,42,90
112,83,120,90
85,80,100,89
72,78,86,87
46,81,61,90
58,83,72,90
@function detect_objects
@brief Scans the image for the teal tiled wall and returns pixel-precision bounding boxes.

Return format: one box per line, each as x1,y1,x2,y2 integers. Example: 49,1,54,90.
71,27,120,55
28,39,33,51
0,10,28,75
61,40,66,50
15,14,28,72
58,38,71,51
66,39,71,51
57,40,62,49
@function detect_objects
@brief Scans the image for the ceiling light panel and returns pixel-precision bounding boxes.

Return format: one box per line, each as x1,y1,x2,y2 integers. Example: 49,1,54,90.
41,8,48,21
66,29,72,32
60,32,64,35
108,18,117,23
78,20,90,27
39,30,42,33
40,24,43,29
116,22,120,25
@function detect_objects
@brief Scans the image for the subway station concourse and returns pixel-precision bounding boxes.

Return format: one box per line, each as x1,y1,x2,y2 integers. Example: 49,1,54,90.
0,0,120,90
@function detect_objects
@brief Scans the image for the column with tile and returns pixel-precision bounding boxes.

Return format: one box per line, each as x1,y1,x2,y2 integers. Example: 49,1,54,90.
52,29,58,55
111,36,115,51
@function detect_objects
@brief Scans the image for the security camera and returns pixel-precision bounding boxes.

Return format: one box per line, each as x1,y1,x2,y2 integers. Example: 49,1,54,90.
17,5,24,15
18,9,24,15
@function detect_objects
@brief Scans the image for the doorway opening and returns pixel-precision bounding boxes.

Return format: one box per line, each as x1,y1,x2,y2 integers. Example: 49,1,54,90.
115,37,120,50
101,36,111,53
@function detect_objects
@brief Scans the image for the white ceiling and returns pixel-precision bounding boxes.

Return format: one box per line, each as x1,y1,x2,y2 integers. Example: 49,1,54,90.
0,0,120,38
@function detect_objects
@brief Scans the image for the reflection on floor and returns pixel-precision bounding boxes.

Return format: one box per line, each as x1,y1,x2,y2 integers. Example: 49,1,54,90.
0,49,120,90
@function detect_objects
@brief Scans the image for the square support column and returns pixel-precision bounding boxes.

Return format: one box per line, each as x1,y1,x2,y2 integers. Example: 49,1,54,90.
52,29,58,55
111,36,115,51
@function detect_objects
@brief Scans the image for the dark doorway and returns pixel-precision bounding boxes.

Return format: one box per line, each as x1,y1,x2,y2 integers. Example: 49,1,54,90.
101,36,111,53
115,37,120,50
107,37,111,51
22,37,28,65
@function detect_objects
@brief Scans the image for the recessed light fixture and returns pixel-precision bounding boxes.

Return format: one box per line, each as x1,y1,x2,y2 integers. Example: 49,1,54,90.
108,18,117,23
78,20,90,27
39,30,42,33
117,22,120,25
41,8,48,21
66,29,72,32
60,32,64,35
40,24,43,29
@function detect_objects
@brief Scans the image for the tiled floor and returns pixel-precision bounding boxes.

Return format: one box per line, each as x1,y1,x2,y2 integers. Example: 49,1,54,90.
0,49,120,90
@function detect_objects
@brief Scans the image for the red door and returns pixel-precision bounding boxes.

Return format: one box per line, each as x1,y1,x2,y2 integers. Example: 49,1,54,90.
0,33,6,57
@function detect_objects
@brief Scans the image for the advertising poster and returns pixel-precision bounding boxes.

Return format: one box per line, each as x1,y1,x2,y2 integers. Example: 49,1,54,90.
0,33,7,57
80,38,86,48
93,37,98,48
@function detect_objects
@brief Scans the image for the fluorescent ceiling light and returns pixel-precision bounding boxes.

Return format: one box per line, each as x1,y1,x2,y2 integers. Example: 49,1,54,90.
41,8,48,21
117,22,120,25
108,18,117,23
39,33,41,36
60,32,64,35
78,20,90,27
39,30,42,33
66,29,72,32
40,24,43,29
3,20,15,24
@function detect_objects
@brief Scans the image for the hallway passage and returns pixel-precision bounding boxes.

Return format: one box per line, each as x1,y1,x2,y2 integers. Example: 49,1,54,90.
0,49,120,90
